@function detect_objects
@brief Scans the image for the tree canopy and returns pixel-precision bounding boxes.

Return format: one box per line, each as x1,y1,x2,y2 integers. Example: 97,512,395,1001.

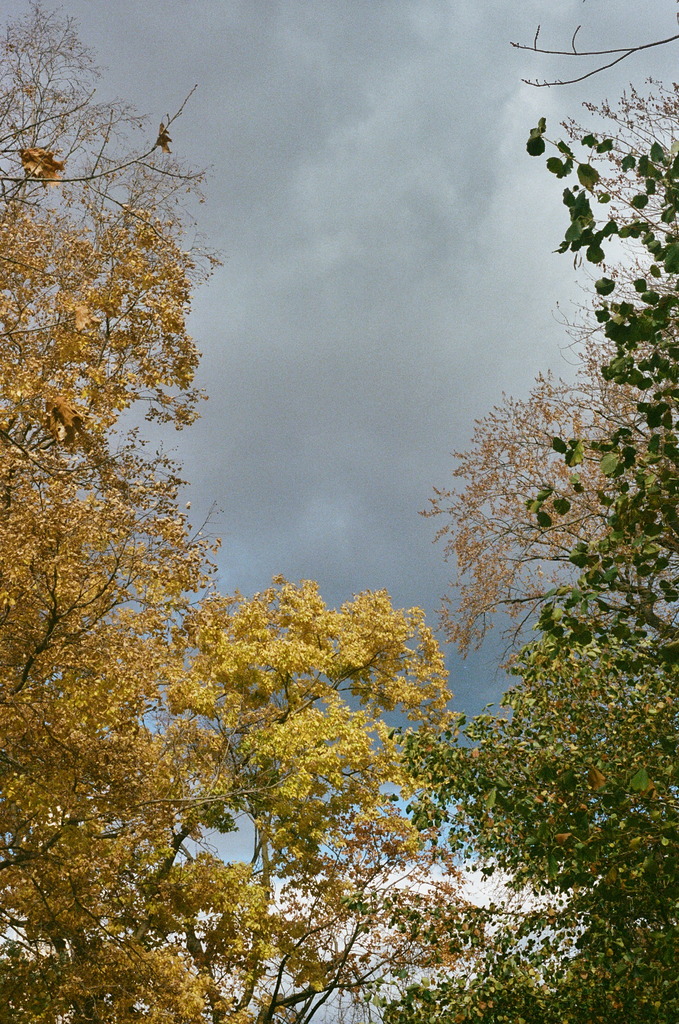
0,7,461,1022
390,79,679,1024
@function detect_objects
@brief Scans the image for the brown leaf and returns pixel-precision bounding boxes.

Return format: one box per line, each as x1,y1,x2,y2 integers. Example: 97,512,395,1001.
554,832,572,846
587,766,606,790
73,303,100,331
45,396,85,446
20,147,65,185
154,123,172,153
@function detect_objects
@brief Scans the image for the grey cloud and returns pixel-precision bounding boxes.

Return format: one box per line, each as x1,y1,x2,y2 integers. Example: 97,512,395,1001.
17,0,679,711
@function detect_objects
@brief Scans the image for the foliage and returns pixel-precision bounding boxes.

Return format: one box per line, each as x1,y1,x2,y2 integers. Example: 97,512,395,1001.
0,7,460,1022
394,640,679,1023
524,105,679,653
426,337,636,653
391,89,679,1022
431,83,679,655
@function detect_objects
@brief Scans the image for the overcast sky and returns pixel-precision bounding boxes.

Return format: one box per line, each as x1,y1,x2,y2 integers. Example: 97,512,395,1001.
7,0,679,712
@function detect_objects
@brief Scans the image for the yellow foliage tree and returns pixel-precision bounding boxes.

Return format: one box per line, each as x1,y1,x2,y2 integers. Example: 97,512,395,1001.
0,8,462,1022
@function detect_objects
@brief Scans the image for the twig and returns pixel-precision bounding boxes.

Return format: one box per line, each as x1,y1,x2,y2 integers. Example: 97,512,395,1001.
512,28,679,87
512,29,679,58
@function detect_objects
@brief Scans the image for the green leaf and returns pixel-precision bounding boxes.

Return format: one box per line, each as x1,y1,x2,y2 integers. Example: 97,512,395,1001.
650,142,665,164
546,156,572,178
621,154,636,172
664,243,679,273
629,767,651,792
565,218,585,243
565,440,584,466
595,277,615,296
600,453,620,477
552,437,568,454
577,163,600,191
553,498,571,515
660,639,679,663
527,119,547,157
586,242,605,264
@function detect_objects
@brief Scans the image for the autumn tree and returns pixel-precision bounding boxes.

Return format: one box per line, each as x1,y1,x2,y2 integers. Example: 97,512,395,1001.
2,573,464,1022
389,89,679,1022
431,82,679,655
0,7,463,1022
426,336,638,653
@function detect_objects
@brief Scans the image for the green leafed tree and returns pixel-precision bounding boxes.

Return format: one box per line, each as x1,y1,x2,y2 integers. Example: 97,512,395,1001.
391,88,679,1023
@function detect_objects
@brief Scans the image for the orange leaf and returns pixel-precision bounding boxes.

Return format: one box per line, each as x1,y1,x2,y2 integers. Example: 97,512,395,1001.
20,147,65,185
45,396,85,446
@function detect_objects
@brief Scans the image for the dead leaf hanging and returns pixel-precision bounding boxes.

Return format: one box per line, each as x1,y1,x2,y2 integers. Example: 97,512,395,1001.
154,123,172,153
20,147,65,185
587,766,606,791
45,397,85,446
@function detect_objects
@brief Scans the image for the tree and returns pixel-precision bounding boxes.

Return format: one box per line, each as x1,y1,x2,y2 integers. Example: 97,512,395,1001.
430,82,679,655
389,639,679,1023
0,7,462,1022
3,574,463,1023
158,579,464,1024
389,91,679,1022
425,336,637,653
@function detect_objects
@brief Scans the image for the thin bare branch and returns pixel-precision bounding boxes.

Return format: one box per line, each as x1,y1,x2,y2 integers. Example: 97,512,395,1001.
512,26,679,87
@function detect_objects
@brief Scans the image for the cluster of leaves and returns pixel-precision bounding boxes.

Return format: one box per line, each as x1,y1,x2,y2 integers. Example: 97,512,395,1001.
524,114,679,654
0,7,462,1023
430,84,679,657
425,341,632,652
395,639,679,1022
389,90,679,1023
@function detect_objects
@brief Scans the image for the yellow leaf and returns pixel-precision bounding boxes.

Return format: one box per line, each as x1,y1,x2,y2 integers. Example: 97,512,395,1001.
74,303,100,331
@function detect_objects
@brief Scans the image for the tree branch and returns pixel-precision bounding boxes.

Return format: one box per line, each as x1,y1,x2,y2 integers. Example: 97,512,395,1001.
511,27,679,87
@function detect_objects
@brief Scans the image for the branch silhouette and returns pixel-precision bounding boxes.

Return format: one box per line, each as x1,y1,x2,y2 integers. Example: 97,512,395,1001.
512,24,679,87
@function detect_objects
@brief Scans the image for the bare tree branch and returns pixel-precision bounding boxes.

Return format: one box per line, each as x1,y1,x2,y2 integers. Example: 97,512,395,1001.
512,25,679,87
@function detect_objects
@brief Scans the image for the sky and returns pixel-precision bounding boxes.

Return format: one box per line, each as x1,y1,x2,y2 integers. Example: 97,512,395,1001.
5,0,679,713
